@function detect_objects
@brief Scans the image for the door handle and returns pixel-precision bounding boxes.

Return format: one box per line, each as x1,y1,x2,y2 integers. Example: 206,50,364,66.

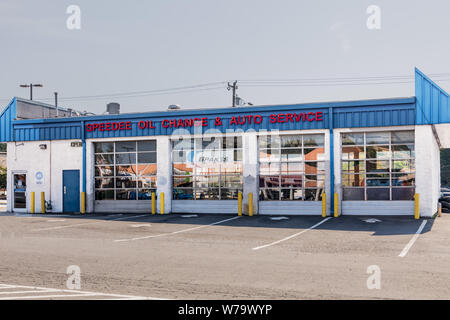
64,186,66,194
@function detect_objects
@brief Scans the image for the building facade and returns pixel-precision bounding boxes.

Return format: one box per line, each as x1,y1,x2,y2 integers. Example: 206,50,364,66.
1,68,449,217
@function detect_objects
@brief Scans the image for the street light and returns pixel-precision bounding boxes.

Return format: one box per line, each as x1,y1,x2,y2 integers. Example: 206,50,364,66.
19,83,43,100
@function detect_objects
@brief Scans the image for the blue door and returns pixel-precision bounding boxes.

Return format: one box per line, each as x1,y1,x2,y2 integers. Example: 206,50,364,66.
63,170,80,212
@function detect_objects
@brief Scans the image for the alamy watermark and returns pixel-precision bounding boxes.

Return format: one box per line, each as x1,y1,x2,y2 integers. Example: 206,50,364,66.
66,5,81,30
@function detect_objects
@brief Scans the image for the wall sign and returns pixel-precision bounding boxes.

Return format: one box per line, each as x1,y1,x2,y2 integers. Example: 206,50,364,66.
85,111,324,133
35,171,44,185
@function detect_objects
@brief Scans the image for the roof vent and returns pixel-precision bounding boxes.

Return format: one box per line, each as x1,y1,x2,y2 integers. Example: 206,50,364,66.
168,104,181,111
107,103,120,115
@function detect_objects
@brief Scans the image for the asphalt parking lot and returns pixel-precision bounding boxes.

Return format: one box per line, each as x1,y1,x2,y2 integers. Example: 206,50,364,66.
0,212,449,299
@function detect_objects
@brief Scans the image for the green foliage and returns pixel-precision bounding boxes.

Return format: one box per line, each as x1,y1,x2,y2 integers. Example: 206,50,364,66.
442,149,450,187
0,166,6,189
0,143,5,152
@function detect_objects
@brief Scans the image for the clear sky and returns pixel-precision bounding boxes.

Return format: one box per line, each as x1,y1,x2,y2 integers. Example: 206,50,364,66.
1,0,450,114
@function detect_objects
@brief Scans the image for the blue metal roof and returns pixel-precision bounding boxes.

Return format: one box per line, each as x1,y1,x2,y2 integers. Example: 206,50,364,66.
0,68,448,143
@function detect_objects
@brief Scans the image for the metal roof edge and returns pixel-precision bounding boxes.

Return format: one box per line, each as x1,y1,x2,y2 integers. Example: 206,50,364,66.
12,96,416,125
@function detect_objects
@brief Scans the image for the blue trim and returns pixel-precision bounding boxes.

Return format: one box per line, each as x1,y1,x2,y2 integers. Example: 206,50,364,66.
328,107,334,216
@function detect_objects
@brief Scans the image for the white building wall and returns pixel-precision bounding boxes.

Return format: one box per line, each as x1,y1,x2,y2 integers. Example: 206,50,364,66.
156,136,172,214
243,131,258,215
415,125,441,217
7,140,82,213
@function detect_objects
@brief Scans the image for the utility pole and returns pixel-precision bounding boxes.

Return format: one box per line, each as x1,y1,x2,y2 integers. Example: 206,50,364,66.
19,83,43,100
227,81,238,107
54,92,59,117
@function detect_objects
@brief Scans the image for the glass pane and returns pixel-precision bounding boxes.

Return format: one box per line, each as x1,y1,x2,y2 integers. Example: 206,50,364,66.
95,190,114,200
305,189,323,201
392,188,415,200
303,134,324,147
281,189,303,200
343,188,364,200
392,173,415,186
195,163,221,175
173,188,194,200
195,188,220,200
366,146,390,159
260,163,280,175
305,175,325,188
115,177,136,189
115,165,137,176
137,140,156,152
366,160,389,172
115,153,136,165
342,174,365,187
223,149,242,162
392,131,414,144
220,175,242,188
172,138,194,150
173,176,193,188
304,147,325,161
199,137,220,150
138,176,157,188
220,189,240,200
116,190,137,200
367,188,390,200
366,177,390,187
392,145,414,159
258,135,280,149
392,160,414,173
95,178,114,189
173,150,194,163
222,162,243,174
138,189,156,200
281,162,304,174
95,142,114,153
95,166,114,177
223,136,242,149
305,162,324,174
138,164,157,176
259,189,280,200
281,135,302,148
342,161,365,174
259,149,280,162
342,133,364,145
95,154,114,165
281,175,303,188
196,150,221,163
138,152,156,164
281,149,302,161
173,163,194,175
342,146,364,160
366,132,389,145
195,176,220,188
259,176,280,188
115,141,136,152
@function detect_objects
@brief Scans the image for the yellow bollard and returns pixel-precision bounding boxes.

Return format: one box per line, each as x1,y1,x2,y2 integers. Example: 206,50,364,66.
334,193,339,218
238,192,242,216
438,203,442,217
41,192,45,214
81,192,86,214
322,193,327,218
248,192,253,217
160,192,165,215
31,192,35,214
414,193,420,220
151,192,156,215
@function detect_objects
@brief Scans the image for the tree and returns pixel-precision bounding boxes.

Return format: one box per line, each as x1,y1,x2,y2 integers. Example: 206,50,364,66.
0,166,6,189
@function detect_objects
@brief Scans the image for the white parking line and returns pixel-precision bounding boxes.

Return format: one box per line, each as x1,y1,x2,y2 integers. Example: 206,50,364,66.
252,217,332,250
32,214,149,231
115,216,241,242
399,220,427,258
0,283,167,300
